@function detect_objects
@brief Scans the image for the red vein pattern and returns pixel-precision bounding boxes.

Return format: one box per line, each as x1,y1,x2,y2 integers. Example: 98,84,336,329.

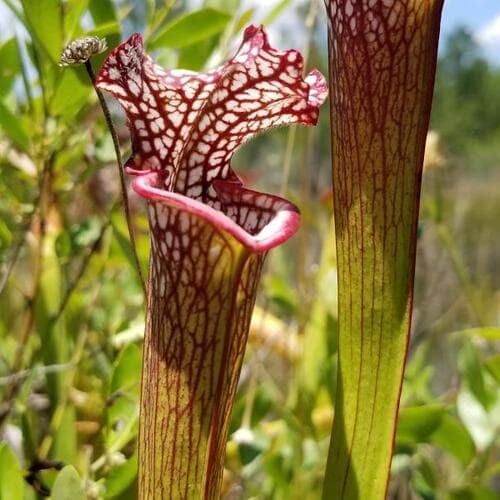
96,25,327,499
323,1,444,498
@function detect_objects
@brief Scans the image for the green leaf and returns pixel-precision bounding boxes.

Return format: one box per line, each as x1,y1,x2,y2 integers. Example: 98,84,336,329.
88,21,121,38
20,0,63,64
396,405,444,444
107,344,141,449
0,100,29,149
104,452,138,499
110,343,141,396
88,0,120,50
149,8,231,50
460,340,493,410
63,0,89,40
50,66,91,119
429,413,475,465
177,38,217,71
0,443,24,500
52,406,77,465
51,465,86,500
89,0,116,24
0,38,20,96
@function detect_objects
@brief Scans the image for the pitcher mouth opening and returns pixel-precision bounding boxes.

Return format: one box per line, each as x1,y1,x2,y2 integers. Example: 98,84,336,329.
133,172,300,253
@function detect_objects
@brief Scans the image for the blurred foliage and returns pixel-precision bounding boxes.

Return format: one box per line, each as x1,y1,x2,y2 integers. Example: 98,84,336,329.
432,26,500,170
0,1,498,499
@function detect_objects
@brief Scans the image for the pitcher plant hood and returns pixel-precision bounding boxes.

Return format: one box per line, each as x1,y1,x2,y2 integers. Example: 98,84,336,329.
95,25,328,251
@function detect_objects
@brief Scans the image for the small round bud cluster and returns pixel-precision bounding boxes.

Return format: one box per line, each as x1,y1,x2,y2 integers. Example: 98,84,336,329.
59,36,107,67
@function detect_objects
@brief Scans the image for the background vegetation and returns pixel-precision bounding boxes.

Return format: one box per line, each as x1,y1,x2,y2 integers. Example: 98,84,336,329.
0,1,498,498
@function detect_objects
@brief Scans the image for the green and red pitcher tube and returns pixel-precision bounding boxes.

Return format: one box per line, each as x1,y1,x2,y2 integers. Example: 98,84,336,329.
323,1,444,498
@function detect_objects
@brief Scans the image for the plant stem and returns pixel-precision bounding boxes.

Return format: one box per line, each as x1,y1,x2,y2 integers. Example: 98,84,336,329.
84,60,147,298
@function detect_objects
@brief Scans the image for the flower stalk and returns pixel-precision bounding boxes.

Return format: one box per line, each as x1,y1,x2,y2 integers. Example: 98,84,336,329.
95,27,327,498
323,1,444,498
60,36,147,296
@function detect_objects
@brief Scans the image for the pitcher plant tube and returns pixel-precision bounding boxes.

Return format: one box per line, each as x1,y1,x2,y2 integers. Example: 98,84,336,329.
323,1,444,498
95,25,327,498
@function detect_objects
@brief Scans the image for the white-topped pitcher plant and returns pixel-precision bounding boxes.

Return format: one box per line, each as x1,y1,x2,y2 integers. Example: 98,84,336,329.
90,25,327,498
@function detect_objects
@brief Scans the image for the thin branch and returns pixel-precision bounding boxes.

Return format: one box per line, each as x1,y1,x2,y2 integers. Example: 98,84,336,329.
84,59,147,297
0,363,75,387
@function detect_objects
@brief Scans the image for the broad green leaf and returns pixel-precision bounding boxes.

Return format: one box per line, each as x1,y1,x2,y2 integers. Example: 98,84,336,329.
0,38,20,96
0,443,24,500
63,0,89,40
110,343,141,395
177,38,217,71
88,0,120,50
429,413,475,465
104,452,138,499
50,66,91,119
150,8,231,50
89,0,116,24
0,100,29,149
51,465,86,500
396,405,444,444
20,0,63,64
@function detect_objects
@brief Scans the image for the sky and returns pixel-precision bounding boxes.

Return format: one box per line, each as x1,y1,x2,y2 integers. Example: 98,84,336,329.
1,1,500,64
440,0,500,62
